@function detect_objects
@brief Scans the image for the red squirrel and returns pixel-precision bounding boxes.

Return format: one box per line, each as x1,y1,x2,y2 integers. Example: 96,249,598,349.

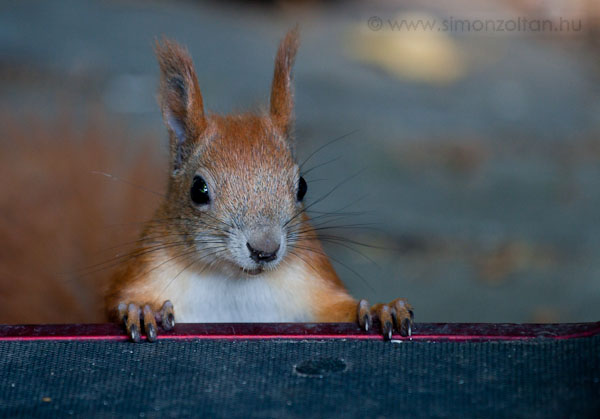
105,28,413,342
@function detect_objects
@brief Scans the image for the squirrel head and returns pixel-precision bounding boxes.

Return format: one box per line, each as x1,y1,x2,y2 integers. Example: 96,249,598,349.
154,28,307,276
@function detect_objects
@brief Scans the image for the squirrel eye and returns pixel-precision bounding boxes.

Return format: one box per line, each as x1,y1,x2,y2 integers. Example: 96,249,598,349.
190,176,210,205
297,176,307,202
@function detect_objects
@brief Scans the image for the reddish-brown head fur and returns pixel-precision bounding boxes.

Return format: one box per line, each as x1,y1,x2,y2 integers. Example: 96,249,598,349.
152,29,305,276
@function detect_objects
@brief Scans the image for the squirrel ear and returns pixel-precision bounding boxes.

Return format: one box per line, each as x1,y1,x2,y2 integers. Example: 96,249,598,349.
155,39,206,170
270,27,299,135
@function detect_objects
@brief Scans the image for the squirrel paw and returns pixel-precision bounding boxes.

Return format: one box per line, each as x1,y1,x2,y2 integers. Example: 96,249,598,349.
117,300,175,343
357,298,414,340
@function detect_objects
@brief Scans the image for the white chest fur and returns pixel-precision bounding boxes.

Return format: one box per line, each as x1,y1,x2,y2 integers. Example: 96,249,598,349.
153,262,316,323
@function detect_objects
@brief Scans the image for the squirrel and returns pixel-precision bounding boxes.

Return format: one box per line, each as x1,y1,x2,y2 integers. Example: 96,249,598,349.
105,28,414,342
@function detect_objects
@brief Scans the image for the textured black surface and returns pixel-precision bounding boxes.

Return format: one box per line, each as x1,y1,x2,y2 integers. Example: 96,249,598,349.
1,337,599,418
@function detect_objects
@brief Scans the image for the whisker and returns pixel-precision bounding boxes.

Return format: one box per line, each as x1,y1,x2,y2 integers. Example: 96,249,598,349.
70,241,194,277
96,230,229,254
200,211,235,230
156,247,228,299
289,243,375,293
284,169,367,228
286,249,322,277
91,171,166,198
299,129,359,170
314,237,379,266
302,156,341,176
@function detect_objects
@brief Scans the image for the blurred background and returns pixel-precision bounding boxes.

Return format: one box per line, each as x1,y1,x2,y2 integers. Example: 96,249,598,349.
0,0,599,323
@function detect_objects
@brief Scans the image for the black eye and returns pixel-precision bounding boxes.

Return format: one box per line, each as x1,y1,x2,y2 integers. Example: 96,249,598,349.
190,176,210,205
297,176,307,202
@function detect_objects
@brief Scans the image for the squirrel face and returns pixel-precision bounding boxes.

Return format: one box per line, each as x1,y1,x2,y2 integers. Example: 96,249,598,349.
155,30,303,276
166,114,304,275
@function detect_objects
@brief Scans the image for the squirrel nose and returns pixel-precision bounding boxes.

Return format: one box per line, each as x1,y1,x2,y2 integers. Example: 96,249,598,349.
247,242,280,263
246,229,281,263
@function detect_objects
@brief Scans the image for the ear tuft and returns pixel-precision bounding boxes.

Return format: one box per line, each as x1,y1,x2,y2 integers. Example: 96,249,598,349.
155,38,206,170
270,26,300,135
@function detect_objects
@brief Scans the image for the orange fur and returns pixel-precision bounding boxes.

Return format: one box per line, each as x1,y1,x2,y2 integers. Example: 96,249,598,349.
0,113,163,323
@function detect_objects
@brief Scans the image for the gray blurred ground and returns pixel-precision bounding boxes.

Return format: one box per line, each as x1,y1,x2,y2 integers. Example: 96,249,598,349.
1,0,599,322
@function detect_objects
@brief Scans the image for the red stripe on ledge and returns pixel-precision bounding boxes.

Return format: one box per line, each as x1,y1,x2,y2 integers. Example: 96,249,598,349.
0,322,598,342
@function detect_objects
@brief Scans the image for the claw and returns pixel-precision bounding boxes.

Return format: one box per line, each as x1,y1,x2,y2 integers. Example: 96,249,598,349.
117,301,175,343
357,300,372,331
391,298,414,337
400,317,412,337
129,323,141,343
359,298,414,341
125,304,141,343
146,323,157,342
383,320,393,341
166,313,174,329
161,300,175,331
363,314,372,331
143,305,158,343
374,304,394,341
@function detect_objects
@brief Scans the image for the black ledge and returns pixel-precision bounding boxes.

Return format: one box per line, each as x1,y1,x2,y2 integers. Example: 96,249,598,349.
0,321,598,342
